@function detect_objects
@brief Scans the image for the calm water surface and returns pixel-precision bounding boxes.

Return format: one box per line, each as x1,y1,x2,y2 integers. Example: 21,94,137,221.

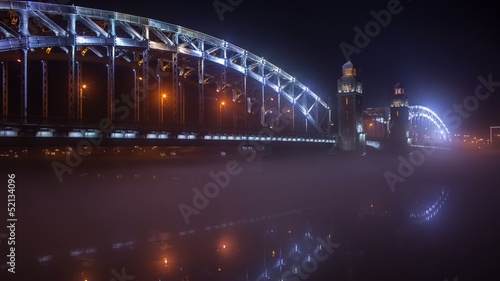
1,146,499,281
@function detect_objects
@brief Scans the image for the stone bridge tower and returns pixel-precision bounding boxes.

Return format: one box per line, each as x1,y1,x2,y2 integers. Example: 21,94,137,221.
336,61,365,153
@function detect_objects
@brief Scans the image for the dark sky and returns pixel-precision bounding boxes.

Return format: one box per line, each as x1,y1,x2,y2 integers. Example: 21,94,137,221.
69,0,500,136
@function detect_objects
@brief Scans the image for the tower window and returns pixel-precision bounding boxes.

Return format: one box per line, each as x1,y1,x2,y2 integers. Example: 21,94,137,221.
345,98,349,105
344,68,357,76
342,84,351,92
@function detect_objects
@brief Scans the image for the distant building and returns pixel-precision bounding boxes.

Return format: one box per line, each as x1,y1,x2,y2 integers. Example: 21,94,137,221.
336,61,365,153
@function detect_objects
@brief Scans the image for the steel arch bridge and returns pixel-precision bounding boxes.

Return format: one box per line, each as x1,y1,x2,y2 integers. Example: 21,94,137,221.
0,0,331,137
364,105,451,147
408,105,451,144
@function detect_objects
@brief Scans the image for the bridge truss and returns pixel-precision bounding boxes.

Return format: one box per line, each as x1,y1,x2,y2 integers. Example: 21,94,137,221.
0,1,331,136
409,105,451,144
363,105,451,145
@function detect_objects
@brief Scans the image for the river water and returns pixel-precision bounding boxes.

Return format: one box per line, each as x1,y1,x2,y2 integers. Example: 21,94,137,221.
1,145,499,281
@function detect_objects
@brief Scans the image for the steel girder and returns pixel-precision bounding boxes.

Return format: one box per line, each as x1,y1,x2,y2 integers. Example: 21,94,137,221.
0,0,330,133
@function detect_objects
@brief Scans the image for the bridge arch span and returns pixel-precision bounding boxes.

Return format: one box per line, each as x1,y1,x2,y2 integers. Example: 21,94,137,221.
0,1,330,134
409,105,451,143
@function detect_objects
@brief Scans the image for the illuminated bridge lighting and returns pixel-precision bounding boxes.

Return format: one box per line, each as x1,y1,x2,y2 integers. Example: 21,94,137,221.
0,1,331,134
409,105,451,142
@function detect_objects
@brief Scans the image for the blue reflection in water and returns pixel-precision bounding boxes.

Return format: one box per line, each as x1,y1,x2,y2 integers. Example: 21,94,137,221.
409,186,450,223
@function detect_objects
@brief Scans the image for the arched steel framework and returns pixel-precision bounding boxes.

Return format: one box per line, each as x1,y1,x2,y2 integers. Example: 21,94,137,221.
409,105,451,142
0,1,330,134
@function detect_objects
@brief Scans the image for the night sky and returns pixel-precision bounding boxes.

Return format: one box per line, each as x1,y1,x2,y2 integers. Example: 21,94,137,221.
69,0,500,135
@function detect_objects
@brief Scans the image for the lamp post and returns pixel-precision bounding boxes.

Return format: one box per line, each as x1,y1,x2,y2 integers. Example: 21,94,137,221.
79,84,87,122
219,101,225,127
161,93,167,124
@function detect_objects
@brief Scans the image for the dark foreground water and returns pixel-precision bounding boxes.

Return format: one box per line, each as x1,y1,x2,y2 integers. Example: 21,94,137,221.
0,145,499,281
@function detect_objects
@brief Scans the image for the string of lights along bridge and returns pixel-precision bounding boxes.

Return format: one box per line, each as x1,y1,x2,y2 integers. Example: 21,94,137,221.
0,1,450,152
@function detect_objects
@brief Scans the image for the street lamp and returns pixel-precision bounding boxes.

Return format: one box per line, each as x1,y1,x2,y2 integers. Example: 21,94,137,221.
161,93,167,124
79,84,87,121
219,101,225,127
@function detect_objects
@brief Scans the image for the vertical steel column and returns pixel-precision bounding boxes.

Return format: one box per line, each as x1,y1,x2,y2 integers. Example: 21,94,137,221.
172,52,179,125
260,63,265,126
41,60,48,122
291,82,295,133
157,60,161,125
198,40,205,126
109,20,116,122
19,10,29,123
19,10,29,36
21,48,27,124
76,61,82,122
277,75,281,118
180,81,185,125
142,50,149,123
198,57,205,126
243,52,248,128
221,65,226,127
133,68,140,123
243,73,247,128
157,76,161,124
68,15,76,122
68,46,76,121
141,25,150,124
222,45,227,101
2,62,8,121
108,19,117,122
107,46,115,121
